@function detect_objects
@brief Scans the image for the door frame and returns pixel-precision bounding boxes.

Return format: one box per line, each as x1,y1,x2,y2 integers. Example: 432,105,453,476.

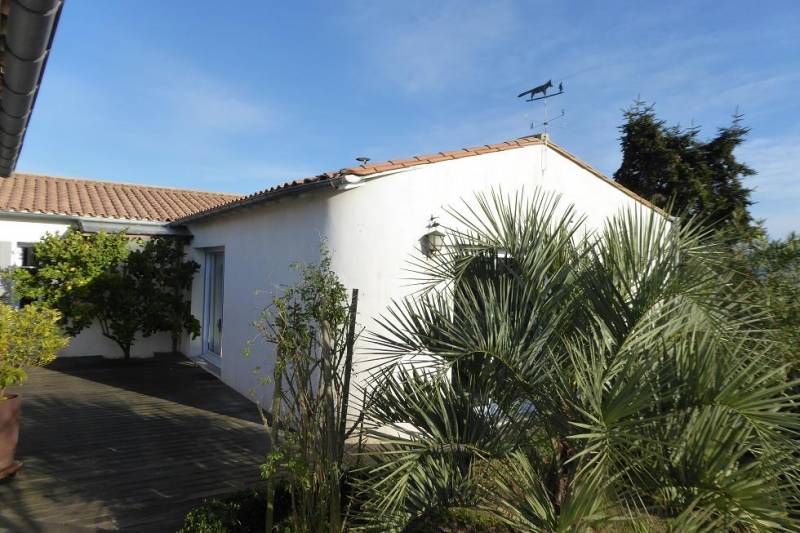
201,247,225,368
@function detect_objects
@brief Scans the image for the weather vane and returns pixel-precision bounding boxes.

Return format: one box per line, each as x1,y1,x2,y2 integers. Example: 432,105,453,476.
517,79,563,102
518,79,565,136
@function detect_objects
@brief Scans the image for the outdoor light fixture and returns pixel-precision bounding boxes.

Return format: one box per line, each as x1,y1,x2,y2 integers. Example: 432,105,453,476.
420,216,445,257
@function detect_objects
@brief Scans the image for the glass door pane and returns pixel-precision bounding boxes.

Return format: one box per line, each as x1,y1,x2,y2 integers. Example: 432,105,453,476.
205,251,224,356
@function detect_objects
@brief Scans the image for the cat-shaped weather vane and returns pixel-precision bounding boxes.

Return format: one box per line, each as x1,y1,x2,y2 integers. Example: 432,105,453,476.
517,79,564,101
518,79,566,136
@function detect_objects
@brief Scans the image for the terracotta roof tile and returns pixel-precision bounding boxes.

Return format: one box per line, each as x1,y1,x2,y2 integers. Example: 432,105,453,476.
0,173,240,222
172,133,667,224
444,149,474,159
174,136,546,223
387,157,420,167
366,162,399,173
419,153,455,164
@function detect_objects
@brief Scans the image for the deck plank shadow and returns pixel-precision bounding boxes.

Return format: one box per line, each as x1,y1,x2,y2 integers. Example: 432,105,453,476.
0,355,266,532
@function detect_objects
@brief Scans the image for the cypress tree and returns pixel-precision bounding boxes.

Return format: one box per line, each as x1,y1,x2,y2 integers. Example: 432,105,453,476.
614,100,756,236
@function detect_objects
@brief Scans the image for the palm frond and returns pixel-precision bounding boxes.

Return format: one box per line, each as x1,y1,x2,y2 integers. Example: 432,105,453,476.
356,186,800,531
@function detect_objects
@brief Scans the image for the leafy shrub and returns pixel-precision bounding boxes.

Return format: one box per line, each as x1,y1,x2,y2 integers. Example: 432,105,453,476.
7,229,129,336
126,236,200,353
0,304,68,397
252,245,361,532
403,507,512,533
731,231,800,370
178,487,291,533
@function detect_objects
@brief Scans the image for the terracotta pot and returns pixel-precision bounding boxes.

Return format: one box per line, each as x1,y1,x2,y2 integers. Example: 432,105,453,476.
0,394,21,474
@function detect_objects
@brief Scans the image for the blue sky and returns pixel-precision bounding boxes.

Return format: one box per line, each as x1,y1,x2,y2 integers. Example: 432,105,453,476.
18,1,799,237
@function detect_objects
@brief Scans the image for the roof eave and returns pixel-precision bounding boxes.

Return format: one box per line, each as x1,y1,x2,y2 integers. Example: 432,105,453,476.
170,174,346,226
0,208,171,225
0,0,64,177
0,209,190,236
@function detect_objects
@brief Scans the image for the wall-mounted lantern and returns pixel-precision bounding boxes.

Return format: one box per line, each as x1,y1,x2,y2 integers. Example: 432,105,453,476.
420,216,445,257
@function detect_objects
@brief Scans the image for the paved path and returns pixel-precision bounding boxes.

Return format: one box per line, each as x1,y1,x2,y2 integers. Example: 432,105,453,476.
0,355,266,532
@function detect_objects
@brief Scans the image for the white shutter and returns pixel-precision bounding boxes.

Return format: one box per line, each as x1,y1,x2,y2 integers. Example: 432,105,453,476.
0,241,11,303
0,241,11,269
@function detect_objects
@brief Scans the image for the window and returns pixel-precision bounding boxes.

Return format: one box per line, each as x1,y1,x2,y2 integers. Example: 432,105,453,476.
20,244,35,268
203,250,225,360
452,248,519,389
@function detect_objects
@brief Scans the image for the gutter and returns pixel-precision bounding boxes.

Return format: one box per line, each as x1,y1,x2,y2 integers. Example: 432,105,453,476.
0,0,63,177
0,210,189,236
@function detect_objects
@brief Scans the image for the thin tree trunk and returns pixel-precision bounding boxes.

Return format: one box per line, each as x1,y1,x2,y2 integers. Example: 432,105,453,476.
337,289,358,464
102,330,131,360
321,319,341,532
265,346,284,533
553,437,573,509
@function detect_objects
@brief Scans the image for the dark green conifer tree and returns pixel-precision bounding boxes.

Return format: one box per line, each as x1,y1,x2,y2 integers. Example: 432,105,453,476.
614,100,756,237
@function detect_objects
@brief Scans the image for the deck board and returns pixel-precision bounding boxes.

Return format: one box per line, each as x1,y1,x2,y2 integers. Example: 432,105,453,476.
0,355,267,532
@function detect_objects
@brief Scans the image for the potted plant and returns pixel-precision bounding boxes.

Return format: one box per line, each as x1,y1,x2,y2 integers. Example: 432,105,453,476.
0,303,68,480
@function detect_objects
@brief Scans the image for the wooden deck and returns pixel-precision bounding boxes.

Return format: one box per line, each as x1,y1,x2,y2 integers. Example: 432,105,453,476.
0,355,267,532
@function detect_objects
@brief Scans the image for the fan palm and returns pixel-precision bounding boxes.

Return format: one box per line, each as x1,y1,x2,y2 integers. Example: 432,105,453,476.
356,188,800,532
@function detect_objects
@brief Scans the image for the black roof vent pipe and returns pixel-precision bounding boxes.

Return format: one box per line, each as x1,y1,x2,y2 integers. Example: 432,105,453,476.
0,0,62,177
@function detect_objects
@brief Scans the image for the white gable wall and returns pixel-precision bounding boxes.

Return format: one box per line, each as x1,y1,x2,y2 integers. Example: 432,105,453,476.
185,144,653,403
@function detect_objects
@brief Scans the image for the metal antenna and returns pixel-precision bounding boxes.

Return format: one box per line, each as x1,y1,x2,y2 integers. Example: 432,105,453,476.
530,109,566,131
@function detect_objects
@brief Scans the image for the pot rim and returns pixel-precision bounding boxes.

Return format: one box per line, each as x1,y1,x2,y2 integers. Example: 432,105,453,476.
0,393,20,401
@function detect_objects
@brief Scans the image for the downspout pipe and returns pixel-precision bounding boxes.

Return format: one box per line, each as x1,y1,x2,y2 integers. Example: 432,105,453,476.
0,0,63,177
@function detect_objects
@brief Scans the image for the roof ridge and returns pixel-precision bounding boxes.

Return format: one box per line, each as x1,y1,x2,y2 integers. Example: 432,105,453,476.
11,171,242,197
172,132,667,224
173,134,548,223
342,134,544,176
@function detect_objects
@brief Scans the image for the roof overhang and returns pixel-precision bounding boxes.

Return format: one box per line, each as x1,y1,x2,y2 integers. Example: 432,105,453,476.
169,166,416,226
79,218,190,237
0,209,189,236
170,173,348,225
0,0,63,177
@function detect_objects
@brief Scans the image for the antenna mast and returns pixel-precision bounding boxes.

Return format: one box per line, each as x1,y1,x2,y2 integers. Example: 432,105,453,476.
518,79,565,137
517,79,565,174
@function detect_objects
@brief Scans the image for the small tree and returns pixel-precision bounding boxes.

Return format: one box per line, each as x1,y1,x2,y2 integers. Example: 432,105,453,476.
0,304,68,398
90,263,147,360
128,237,200,354
7,229,143,359
252,245,360,533
7,230,201,359
7,229,129,336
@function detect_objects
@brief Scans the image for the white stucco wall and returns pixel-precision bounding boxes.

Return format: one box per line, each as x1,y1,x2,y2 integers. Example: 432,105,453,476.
0,216,73,304
185,195,331,397
185,144,655,403
0,216,72,267
63,322,172,358
0,214,172,358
